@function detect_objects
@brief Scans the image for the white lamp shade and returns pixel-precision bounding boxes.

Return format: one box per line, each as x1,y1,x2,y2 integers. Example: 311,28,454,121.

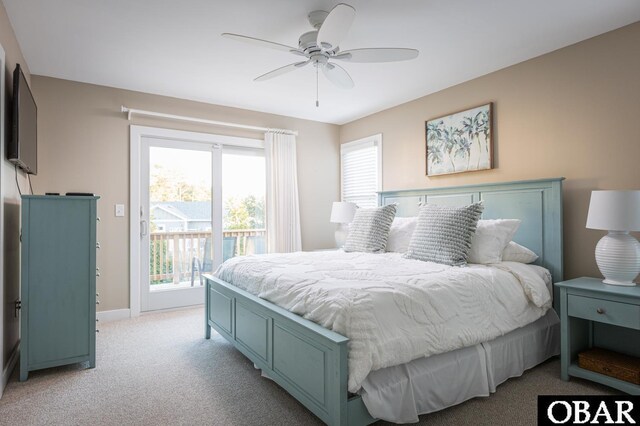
586,190,640,231
330,201,357,224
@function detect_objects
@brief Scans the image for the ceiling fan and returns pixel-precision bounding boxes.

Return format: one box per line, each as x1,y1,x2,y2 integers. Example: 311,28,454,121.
222,3,419,106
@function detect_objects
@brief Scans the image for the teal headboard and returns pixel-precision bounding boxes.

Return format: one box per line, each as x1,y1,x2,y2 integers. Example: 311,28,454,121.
378,178,565,287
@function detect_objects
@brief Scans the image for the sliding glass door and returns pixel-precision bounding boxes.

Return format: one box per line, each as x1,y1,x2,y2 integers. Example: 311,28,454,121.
139,135,265,312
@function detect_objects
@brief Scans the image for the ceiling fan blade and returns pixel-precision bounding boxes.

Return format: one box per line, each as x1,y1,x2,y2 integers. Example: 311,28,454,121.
254,60,310,82
322,63,354,89
222,33,303,55
333,48,419,63
317,3,356,50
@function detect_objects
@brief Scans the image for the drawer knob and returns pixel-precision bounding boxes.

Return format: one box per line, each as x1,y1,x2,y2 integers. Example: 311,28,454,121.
596,308,605,314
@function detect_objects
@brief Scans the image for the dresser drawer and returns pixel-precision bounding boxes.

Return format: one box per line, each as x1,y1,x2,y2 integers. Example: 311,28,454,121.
568,294,640,330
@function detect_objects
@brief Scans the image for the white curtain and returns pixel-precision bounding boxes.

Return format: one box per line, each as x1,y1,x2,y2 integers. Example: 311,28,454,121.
265,132,302,253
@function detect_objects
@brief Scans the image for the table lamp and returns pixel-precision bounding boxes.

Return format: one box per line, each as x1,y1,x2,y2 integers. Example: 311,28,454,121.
330,201,357,248
586,190,640,286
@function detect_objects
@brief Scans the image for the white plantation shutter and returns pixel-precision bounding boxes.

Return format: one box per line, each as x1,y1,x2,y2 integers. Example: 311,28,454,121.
341,134,382,208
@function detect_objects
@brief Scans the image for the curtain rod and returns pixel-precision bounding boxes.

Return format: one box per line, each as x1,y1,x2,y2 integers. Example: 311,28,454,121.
121,106,298,136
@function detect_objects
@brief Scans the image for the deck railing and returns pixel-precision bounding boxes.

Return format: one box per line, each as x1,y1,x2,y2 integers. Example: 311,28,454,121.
149,229,266,284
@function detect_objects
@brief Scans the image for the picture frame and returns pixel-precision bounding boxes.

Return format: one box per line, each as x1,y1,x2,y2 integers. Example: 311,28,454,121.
425,102,493,176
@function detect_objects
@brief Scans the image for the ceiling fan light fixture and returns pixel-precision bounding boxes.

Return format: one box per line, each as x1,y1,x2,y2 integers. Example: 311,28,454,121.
222,3,419,105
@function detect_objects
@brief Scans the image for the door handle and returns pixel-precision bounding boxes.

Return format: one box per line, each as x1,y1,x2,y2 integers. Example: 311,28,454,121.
141,220,148,237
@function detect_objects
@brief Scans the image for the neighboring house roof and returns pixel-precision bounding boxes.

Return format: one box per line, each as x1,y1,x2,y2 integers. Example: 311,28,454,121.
151,201,211,221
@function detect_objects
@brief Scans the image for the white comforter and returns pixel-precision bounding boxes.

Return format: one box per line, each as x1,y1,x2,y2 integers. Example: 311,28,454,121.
215,251,551,393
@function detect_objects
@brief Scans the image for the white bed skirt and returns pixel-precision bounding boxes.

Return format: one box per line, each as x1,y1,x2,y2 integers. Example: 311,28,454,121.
359,309,560,424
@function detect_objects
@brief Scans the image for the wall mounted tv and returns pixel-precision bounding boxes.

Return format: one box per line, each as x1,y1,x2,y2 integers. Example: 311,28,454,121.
8,64,37,175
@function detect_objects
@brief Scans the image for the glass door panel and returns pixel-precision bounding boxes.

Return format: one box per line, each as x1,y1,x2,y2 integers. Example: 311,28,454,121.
222,148,266,259
149,146,212,291
140,137,220,312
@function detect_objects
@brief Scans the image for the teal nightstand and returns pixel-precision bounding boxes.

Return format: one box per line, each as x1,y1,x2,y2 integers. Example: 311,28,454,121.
556,277,640,394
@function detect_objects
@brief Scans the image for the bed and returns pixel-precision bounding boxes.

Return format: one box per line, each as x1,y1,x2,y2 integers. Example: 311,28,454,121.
204,178,564,425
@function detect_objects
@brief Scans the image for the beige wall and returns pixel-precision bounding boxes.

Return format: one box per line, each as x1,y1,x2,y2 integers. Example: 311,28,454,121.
1,0,30,378
340,22,640,282
30,77,340,311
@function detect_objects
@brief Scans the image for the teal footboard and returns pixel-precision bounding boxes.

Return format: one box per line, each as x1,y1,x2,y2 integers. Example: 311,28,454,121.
204,275,377,426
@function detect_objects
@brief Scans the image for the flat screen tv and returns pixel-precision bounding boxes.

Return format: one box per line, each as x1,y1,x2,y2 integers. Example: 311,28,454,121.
8,64,37,175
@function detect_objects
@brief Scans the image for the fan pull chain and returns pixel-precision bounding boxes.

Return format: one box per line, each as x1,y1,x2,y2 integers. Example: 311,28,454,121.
316,63,319,107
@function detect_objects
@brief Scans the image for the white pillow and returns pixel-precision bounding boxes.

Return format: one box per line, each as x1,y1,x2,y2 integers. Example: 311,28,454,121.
502,241,539,263
468,219,521,264
386,216,417,253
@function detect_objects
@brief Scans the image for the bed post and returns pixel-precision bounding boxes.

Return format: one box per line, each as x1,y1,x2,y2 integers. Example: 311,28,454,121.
329,340,349,425
204,279,211,339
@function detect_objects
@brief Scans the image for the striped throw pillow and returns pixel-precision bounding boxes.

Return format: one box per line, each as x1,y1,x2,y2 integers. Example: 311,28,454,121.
404,202,484,266
344,204,397,253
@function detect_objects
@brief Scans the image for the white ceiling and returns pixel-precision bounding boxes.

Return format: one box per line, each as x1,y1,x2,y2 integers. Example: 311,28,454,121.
4,0,640,124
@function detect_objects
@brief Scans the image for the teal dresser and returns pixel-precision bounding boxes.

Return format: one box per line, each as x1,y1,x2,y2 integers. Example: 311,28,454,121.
20,195,100,381
556,277,640,394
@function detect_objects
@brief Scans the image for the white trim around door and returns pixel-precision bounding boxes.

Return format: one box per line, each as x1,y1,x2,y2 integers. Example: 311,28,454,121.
129,125,263,316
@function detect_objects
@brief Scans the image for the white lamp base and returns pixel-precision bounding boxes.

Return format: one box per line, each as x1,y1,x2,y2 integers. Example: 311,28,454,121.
334,224,349,248
595,231,640,286
602,278,637,286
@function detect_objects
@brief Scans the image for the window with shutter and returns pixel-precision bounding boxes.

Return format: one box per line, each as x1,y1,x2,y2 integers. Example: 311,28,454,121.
340,134,382,208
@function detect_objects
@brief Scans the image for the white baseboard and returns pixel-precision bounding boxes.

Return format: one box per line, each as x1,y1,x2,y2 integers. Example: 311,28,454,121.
97,308,131,323
2,343,19,397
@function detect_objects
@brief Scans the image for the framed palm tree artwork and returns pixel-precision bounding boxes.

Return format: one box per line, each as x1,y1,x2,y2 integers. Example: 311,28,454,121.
426,103,493,176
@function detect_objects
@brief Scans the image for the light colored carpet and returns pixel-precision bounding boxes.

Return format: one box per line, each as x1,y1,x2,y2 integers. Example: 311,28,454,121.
0,307,617,426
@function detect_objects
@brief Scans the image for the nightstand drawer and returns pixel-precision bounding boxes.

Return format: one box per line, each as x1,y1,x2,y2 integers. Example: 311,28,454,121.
568,294,640,330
